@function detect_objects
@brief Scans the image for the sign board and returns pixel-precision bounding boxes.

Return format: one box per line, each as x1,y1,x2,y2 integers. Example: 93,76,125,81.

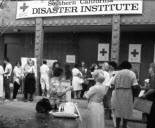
46,59,57,68
128,44,142,63
98,43,109,61
66,55,75,63
16,0,143,19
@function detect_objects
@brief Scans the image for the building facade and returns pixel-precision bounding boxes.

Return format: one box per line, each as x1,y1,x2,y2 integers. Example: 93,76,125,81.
0,0,155,87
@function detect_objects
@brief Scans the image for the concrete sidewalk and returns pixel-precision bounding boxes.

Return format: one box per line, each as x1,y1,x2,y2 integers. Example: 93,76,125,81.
0,98,146,128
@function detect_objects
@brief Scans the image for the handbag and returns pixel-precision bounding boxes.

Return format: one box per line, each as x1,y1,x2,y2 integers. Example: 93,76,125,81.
133,97,153,114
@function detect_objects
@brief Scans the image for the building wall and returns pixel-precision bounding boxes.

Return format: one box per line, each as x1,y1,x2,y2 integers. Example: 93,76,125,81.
43,32,111,66
0,36,4,62
2,31,155,83
3,33,34,66
120,32,155,83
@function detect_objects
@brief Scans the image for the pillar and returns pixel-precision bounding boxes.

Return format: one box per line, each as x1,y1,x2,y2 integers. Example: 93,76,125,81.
34,18,44,95
111,15,120,64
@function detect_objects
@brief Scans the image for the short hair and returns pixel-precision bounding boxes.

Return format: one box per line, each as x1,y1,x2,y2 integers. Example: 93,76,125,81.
74,63,80,68
92,70,105,83
43,60,47,64
16,61,21,66
53,68,63,77
108,61,118,70
119,61,132,70
4,57,9,62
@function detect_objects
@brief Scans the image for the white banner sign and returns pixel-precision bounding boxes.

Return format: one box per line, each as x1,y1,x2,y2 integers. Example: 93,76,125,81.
128,44,142,63
66,55,76,63
98,43,109,61
16,0,143,19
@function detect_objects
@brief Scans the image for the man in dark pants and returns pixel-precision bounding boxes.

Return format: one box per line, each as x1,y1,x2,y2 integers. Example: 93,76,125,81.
3,57,12,102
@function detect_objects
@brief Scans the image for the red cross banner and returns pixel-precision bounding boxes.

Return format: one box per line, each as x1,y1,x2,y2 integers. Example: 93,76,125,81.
98,43,109,61
128,44,142,63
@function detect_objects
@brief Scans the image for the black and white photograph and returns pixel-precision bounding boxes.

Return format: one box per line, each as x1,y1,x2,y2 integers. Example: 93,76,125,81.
0,0,154,128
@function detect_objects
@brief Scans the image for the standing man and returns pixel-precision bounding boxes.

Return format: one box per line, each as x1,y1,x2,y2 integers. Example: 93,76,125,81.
80,61,88,98
3,57,12,102
40,60,50,97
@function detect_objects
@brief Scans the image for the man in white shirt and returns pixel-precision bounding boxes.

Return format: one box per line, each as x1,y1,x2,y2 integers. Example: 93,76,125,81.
40,60,49,97
3,57,12,101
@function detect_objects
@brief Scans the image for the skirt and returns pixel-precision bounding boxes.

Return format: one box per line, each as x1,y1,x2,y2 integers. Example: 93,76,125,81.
24,73,36,94
87,102,105,128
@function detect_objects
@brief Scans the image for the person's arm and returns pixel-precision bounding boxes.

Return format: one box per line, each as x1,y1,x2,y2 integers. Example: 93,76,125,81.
142,89,155,99
84,86,95,99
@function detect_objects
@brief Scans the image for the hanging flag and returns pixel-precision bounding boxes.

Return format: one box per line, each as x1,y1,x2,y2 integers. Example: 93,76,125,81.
98,43,109,61
128,44,142,63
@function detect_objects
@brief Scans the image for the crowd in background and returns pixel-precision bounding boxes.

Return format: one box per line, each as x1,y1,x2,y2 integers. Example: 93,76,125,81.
0,57,155,128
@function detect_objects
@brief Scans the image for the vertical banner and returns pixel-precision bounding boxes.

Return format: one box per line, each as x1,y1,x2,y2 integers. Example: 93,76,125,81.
128,44,142,63
98,43,109,61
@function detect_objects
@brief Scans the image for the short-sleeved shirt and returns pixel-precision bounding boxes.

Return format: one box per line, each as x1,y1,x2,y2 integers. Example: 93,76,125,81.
40,64,49,77
101,70,110,87
112,69,138,89
4,63,12,78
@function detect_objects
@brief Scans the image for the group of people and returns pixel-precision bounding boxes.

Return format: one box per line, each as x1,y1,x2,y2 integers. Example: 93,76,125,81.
0,57,155,128
81,61,155,128
0,57,36,102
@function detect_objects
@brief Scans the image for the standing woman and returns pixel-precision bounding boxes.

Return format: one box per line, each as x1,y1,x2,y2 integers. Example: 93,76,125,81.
72,64,83,99
111,61,138,128
12,61,23,101
142,63,155,128
84,70,106,128
24,59,36,102
0,62,4,103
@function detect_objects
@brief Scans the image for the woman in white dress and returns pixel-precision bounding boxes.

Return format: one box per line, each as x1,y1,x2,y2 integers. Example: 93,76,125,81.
72,64,83,99
0,64,4,102
84,69,106,128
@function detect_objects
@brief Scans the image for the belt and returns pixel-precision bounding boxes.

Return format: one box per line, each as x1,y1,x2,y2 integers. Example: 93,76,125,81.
89,100,103,104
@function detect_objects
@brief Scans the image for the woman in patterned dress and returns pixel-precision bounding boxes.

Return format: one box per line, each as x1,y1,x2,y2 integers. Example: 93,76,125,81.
111,61,138,128
84,69,107,128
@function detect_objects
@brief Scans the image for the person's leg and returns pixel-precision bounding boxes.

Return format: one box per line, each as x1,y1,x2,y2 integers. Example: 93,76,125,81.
40,77,46,97
78,90,81,99
4,78,10,100
122,118,127,128
112,110,116,127
74,91,77,99
116,117,121,128
29,93,33,101
24,91,28,101
13,82,20,99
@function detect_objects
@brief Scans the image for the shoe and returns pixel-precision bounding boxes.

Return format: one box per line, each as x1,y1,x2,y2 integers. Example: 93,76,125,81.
4,99,10,103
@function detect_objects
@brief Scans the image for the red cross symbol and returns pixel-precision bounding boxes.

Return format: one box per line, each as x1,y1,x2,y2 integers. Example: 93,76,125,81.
100,49,107,56
131,49,139,57
20,3,28,12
